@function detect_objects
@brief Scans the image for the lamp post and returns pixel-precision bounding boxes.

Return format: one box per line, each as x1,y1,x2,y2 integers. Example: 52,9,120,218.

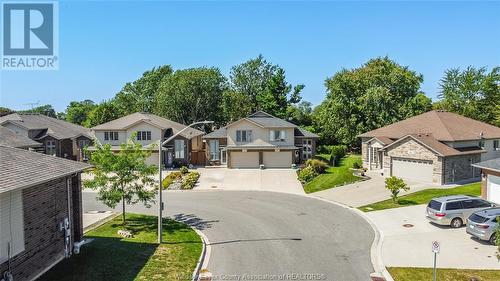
158,120,213,244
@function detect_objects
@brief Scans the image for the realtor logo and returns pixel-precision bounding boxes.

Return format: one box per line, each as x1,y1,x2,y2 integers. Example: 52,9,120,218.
2,2,58,70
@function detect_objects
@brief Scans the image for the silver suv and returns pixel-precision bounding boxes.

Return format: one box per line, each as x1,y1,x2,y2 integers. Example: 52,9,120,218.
466,208,500,245
426,195,493,228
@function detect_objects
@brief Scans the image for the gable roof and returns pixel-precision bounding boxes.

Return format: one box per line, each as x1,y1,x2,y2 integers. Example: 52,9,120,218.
0,113,93,140
294,127,319,138
381,133,485,157
91,112,204,138
203,127,227,139
472,158,500,173
359,110,500,141
0,146,91,193
0,126,42,148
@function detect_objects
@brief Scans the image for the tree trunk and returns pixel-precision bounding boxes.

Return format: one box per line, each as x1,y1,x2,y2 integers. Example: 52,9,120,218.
122,195,126,225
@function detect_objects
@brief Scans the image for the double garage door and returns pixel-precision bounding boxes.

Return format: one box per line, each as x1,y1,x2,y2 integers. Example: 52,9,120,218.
392,158,433,183
487,175,500,204
230,151,292,168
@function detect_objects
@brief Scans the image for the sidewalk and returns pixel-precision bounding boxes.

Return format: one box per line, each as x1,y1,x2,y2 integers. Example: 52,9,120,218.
83,210,115,232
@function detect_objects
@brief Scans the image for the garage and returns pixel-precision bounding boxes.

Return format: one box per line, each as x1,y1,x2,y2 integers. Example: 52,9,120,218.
487,175,500,204
230,151,259,168
392,158,434,183
263,151,292,168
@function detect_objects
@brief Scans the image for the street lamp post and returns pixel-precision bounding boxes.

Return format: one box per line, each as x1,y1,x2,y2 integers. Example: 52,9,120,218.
158,121,213,244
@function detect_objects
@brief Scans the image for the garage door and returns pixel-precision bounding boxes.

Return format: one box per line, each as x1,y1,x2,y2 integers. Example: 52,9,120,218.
230,152,259,168
392,158,433,183
487,175,500,204
263,151,292,168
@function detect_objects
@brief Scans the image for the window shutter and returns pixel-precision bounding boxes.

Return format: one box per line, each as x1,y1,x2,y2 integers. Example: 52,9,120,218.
0,190,25,263
280,130,286,140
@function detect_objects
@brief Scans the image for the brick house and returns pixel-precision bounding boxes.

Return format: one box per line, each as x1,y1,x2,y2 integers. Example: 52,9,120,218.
0,146,90,281
473,158,500,204
0,113,93,161
359,110,500,184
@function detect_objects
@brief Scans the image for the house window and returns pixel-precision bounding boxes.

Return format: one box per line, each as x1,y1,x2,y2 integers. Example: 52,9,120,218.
270,130,286,141
0,190,25,263
175,139,185,159
236,130,252,142
104,132,119,141
479,140,485,149
209,140,219,160
136,131,151,141
46,140,56,155
494,140,499,151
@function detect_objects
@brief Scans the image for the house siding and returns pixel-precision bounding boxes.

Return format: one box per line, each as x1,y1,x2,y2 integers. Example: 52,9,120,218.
226,120,295,147
0,175,82,281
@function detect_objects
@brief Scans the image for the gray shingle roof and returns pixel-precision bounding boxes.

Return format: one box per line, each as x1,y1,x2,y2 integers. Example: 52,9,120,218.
91,112,204,138
0,126,42,148
472,158,500,173
0,146,91,193
294,127,319,138
203,127,227,139
0,113,93,140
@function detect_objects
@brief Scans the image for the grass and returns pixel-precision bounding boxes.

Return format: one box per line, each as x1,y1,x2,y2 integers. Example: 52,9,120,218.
303,154,363,194
388,267,500,281
39,213,202,281
359,182,481,212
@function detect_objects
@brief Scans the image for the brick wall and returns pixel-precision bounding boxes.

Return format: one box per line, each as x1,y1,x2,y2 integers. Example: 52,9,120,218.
443,154,481,184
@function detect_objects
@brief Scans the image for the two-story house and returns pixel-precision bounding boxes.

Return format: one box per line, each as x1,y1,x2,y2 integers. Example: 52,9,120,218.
89,112,205,167
0,113,93,161
359,110,500,184
203,111,318,168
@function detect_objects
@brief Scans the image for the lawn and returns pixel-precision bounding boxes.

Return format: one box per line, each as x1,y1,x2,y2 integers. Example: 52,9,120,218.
359,182,481,212
303,154,363,194
39,213,202,281
388,267,500,281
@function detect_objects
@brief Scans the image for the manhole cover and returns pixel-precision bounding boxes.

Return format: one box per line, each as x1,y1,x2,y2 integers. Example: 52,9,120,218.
403,224,414,228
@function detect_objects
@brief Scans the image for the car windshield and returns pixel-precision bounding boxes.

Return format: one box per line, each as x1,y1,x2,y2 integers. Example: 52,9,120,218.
469,213,489,223
428,200,442,211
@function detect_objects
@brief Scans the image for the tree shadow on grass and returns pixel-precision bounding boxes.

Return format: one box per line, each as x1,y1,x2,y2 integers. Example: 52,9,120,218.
396,199,419,206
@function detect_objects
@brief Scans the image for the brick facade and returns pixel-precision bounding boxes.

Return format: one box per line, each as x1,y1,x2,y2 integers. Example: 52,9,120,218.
443,155,482,184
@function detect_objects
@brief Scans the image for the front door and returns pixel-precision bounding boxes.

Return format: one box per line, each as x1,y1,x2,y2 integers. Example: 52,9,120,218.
220,148,227,165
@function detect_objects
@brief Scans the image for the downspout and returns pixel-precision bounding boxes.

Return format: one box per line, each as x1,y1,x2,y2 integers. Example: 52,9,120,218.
368,146,372,171
63,177,72,258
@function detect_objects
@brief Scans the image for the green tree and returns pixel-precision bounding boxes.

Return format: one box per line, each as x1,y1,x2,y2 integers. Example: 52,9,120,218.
385,176,409,203
65,100,96,125
286,101,313,127
0,107,14,117
315,57,429,146
437,66,499,124
18,104,57,118
83,136,157,225
222,89,253,122
83,101,121,127
155,67,228,126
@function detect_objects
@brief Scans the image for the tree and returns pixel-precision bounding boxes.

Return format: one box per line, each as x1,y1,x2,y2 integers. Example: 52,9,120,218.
83,100,121,127
18,104,57,117
83,136,157,225
437,66,499,124
286,101,313,127
65,100,96,125
229,55,304,118
0,107,14,117
385,176,409,203
155,67,228,126
315,57,429,146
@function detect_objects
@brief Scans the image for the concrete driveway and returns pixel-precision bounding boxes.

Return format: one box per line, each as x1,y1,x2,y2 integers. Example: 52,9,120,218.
195,168,304,195
366,204,500,269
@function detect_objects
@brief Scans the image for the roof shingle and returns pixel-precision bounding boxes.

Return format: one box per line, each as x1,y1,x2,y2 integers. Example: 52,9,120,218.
0,127,42,148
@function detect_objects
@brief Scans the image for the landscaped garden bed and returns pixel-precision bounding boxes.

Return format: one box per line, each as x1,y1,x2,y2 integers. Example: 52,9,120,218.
163,166,200,190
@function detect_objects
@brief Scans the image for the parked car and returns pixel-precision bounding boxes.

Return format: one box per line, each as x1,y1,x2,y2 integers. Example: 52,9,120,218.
466,207,500,245
426,195,494,228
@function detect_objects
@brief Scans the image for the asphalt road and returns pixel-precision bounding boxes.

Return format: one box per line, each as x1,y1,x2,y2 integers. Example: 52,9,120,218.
83,190,374,281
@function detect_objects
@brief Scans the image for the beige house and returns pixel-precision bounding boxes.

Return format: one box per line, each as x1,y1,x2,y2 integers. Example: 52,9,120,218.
203,111,318,168
359,110,500,184
89,112,205,167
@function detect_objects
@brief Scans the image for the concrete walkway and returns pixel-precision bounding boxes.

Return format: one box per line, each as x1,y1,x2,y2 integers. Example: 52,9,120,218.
82,210,115,232
366,204,500,269
195,168,305,195
312,171,443,207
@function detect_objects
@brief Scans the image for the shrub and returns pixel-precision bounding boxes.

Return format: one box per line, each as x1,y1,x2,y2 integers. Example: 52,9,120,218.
298,166,318,183
305,159,328,174
180,166,189,174
352,161,362,169
330,145,347,166
385,176,409,203
181,172,200,190
162,171,182,189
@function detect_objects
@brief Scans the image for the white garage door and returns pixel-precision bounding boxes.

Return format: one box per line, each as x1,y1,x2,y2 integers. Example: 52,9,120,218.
230,152,259,168
487,175,500,204
263,151,292,168
392,158,433,183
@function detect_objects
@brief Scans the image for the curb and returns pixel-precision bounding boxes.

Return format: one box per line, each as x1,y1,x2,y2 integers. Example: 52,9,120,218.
190,226,212,281
309,195,394,281
83,212,118,234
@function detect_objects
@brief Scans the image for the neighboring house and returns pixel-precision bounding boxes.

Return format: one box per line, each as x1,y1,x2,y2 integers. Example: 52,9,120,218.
359,110,500,184
0,126,42,149
0,113,93,161
0,145,90,281
473,158,500,204
203,111,318,168
89,112,205,167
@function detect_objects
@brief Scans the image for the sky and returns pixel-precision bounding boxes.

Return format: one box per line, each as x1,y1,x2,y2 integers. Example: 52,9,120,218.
1,0,499,112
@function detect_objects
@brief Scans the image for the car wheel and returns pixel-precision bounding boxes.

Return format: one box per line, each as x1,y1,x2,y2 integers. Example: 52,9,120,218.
450,218,463,228
490,234,497,246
